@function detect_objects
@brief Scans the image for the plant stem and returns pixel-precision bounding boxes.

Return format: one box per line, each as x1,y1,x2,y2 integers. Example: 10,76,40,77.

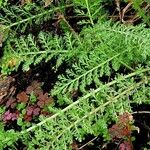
85,0,94,25
21,67,150,133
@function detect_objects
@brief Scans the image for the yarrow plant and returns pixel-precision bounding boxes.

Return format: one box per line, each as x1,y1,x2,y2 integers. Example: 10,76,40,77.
0,0,150,149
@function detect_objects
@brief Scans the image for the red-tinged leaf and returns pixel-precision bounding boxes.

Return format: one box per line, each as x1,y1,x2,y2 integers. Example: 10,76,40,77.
6,98,16,108
30,81,42,92
11,114,18,121
26,86,34,94
37,100,45,108
33,107,40,116
5,114,12,120
38,93,54,106
4,110,10,115
32,80,41,87
119,141,133,150
71,141,78,150
109,124,121,138
24,114,32,122
119,112,133,124
2,110,19,122
38,93,49,101
26,106,34,116
10,102,17,109
109,112,134,140
3,110,12,121
11,111,19,121
17,92,28,103
26,81,43,96
41,111,50,116
121,126,132,137
34,88,43,97
45,96,54,104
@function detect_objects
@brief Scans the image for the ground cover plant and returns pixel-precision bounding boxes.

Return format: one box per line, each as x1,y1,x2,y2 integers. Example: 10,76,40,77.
0,0,150,149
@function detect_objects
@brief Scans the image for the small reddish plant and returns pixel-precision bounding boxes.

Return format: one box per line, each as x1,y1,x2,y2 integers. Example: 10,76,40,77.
1,80,54,124
109,112,138,150
2,110,19,122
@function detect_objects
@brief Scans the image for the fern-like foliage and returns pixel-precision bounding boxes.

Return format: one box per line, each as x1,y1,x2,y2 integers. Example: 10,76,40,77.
0,32,81,74
52,21,150,103
0,0,7,7
0,0,105,34
0,3,72,33
0,0,109,74
131,0,150,26
2,68,150,149
0,122,19,148
1,19,150,149
73,0,106,25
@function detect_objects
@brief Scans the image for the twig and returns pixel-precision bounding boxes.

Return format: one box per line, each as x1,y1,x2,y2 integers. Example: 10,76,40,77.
78,137,97,149
122,2,133,23
115,0,122,21
132,111,150,115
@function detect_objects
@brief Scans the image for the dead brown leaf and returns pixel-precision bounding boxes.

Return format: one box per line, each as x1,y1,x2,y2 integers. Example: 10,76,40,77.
44,0,53,8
